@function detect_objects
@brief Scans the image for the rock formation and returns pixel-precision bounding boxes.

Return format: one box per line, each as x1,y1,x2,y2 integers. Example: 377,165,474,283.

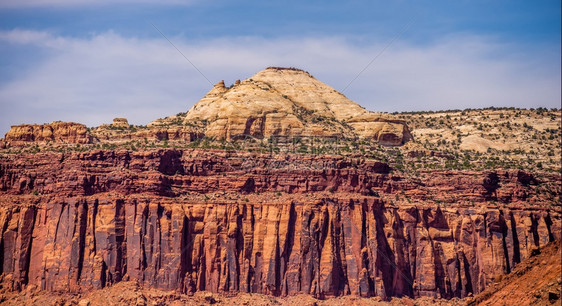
0,149,558,299
467,240,561,305
4,122,92,146
151,67,412,145
0,68,559,304
91,124,203,143
3,68,412,147
111,118,130,129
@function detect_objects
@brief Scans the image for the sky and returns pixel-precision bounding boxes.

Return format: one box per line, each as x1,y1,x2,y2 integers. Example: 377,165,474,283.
0,0,560,136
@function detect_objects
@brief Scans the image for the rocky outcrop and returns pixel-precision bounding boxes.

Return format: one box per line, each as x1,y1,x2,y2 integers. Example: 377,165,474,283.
2,120,204,147
91,125,204,143
0,150,559,299
4,122,92,146
111,118,130,129
151,67,412,145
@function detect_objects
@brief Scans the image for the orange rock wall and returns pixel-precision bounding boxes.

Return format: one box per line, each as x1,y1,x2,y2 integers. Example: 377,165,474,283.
0,150,559,299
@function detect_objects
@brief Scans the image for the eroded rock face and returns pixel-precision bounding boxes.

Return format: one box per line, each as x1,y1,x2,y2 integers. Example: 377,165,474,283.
151,67,412,145
4,122,92,146
1,197,557,299
111,118,130,128
91,125,204,143
0,150,559,299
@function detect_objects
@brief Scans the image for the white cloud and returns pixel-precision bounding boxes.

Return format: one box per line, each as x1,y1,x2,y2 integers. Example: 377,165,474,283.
0,29,560,136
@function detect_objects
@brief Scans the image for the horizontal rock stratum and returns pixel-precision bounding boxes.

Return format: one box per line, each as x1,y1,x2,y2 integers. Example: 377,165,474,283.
4,121,91,146
0,149,559,299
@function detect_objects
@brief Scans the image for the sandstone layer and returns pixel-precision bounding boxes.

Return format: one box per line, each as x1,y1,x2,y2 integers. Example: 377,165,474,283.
90,125,203,144
4,122,91,146
0,149,559,300
111,118,130,129
150,67,412,145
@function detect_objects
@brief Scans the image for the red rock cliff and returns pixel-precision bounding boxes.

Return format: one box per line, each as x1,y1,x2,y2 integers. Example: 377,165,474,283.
0,150,559,299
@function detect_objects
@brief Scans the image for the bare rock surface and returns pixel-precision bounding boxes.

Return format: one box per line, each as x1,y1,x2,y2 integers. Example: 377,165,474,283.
0,69,560,305
152,67,412,145
467,240,561,306
111,118,130,129
0,149,559,300
4,122,91,146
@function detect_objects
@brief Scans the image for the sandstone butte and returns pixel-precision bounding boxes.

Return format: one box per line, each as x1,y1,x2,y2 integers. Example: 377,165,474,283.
156,67,413,145
2,67,412,147
0,67,560,304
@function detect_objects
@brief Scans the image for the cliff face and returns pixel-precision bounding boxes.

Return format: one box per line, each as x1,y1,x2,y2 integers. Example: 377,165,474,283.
0,150,559,299
2,197,557,299
4,122,91,146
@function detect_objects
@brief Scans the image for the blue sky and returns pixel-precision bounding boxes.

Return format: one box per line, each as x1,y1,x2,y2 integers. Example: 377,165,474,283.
0,0,560,135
